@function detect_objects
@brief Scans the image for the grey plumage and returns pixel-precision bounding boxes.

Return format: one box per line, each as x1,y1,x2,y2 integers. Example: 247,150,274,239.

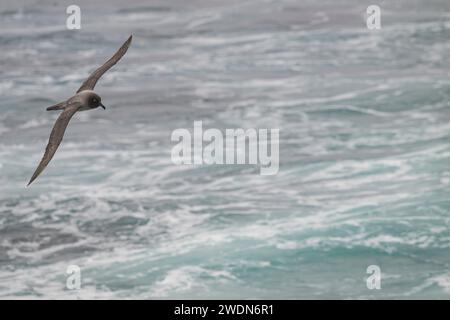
77,36,132,93
27,35,132,186
28,103,80,186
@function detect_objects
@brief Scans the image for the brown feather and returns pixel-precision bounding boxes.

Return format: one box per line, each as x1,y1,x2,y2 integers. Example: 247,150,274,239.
27,103,81,186
77,35,132,93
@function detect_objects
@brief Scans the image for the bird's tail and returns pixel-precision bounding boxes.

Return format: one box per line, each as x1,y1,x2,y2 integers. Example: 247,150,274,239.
46,102,66,111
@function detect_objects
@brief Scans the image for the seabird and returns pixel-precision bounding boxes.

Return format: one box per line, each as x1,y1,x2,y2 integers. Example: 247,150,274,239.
27,35,132,186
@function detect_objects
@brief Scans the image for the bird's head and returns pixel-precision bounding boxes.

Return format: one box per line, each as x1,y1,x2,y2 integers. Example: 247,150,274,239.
86,92,105,110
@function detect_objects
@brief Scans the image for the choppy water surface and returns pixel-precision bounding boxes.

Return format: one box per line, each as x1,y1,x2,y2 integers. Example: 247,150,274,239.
1,0,450,299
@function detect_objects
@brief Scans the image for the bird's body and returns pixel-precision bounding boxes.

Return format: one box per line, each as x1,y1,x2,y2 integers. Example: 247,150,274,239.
51,90,103,111
28,35,132,186
73,90,100,111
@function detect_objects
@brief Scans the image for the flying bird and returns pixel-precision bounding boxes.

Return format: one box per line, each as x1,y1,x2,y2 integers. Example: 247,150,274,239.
27,35,132,186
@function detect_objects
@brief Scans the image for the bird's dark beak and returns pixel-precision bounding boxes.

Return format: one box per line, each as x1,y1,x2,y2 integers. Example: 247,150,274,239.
100,103,106,110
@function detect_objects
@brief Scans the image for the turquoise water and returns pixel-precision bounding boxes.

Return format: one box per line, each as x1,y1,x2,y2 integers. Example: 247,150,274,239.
1,0,450,299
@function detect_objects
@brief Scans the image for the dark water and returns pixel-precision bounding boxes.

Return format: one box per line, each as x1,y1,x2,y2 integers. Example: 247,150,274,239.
1,0,450,298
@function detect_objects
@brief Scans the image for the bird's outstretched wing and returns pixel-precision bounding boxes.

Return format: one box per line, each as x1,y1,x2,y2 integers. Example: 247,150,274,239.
76,35,132,93
27,103,81,186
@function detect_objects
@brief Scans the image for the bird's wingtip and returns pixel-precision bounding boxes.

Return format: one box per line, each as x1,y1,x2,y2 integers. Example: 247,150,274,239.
27,174,37,187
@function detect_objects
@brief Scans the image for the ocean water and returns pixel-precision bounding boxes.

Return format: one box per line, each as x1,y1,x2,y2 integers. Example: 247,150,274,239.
1,0,450,299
